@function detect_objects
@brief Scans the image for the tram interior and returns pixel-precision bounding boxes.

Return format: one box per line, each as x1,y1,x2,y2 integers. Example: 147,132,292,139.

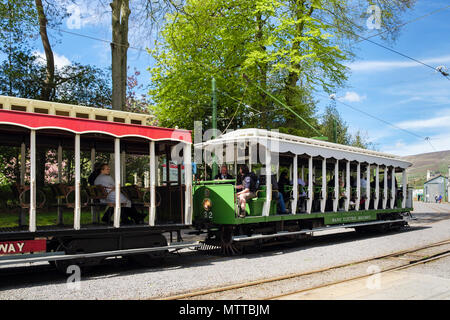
0,125,187,230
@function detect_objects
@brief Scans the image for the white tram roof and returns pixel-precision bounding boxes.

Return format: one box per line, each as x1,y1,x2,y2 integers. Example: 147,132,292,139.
196,128,412,169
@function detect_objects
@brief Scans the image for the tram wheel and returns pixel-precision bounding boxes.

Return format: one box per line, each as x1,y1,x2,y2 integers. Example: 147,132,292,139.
53,242,102,274
220,226,243,256
54,242,83,274
128,234,168,267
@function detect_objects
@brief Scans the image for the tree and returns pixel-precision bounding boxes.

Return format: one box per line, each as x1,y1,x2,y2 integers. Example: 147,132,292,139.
319,103,377,150
0,48,111,106
35,0,55,101
108,0,184,111
124,68,153,117
320,103,351,145
110,0,130,110
149,0,414,136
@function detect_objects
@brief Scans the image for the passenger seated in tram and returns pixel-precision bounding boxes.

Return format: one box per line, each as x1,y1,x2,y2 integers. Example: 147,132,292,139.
360,170,368,207
236,165,257,218
297,177,307,213
258,169,289,214
311,173,321,212
90,163,146,224
214,165,234,180
277,171,291,204
383,171,398,206
338,176,346,210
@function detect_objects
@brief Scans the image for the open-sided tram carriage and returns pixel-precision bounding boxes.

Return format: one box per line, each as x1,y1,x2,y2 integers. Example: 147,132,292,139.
0,96,415,270
0,96,194,271
193,129,414,255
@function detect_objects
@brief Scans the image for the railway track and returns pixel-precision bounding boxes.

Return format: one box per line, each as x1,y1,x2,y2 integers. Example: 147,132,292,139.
160,239,450,300
268,243,450,300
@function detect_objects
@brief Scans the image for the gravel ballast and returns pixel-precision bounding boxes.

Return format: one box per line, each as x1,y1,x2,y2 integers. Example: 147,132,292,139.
0,202,449,300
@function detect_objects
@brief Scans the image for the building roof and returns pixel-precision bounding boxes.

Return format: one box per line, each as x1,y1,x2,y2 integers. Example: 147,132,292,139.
424,175,448,184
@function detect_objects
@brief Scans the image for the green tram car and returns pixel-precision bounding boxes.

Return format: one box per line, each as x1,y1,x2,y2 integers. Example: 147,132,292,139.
193,129,414,255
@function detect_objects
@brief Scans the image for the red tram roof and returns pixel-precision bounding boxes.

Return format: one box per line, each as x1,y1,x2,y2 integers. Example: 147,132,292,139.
0,109,191,143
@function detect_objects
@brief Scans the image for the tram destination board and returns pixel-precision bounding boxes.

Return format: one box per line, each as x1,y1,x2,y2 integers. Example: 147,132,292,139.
0,239,46,255
324,211,377,225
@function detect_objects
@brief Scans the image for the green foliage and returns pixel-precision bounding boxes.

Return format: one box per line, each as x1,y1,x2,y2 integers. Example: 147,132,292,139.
0,184,15,210
320,103,377,150
0,48,111,107
0,0,38,51
149,0,347,135
320,103,350,144
149,0,414,138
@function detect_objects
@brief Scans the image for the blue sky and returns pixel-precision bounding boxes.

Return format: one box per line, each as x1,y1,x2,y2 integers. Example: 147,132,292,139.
30,0,450,157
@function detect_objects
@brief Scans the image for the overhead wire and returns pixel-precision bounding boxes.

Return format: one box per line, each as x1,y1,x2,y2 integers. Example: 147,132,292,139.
220,83,249,134
321,92,438,152
354,4,450,44
313,9,450,80
46,5,447,148
48,26,149,53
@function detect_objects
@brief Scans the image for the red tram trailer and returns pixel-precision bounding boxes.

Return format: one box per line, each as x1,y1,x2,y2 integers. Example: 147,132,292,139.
0,96,196,271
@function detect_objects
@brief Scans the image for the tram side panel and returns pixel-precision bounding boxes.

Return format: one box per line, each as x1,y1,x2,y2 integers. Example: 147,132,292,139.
193,182,236,227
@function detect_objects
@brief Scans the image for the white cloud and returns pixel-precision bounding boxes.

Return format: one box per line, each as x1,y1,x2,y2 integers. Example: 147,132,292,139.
396,115,450,130
339,91,366,103
33,51,71,69
382,132,450,156
64,1,110,30
347,55,450,72
381,78,450,107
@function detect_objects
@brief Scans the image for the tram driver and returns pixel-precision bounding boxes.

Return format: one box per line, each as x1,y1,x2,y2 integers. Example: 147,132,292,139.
215,165,234,180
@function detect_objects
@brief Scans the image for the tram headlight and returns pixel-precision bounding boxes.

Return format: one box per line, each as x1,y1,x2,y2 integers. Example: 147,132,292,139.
203,198,212,211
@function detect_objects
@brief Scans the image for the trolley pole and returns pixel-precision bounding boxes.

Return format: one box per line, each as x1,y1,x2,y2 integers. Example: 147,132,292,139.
211,77,218,179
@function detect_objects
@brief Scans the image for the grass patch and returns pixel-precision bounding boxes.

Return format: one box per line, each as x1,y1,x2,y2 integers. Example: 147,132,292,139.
0,209,99,228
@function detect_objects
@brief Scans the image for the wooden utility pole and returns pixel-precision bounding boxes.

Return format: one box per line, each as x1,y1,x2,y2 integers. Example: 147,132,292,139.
111,0,130,111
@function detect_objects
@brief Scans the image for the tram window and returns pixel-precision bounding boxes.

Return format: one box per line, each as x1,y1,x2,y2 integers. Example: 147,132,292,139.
76,113,89,119
131,119,142,125
0,103,3,109
96,115,108,121
56,110,70,117
113,117,125,123
34,108,49,114
11,105,27,112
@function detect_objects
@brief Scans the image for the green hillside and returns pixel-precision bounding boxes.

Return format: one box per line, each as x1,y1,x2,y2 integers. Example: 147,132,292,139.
402,151,450,188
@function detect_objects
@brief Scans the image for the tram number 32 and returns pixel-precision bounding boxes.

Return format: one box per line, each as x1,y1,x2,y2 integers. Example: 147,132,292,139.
203,211,213,220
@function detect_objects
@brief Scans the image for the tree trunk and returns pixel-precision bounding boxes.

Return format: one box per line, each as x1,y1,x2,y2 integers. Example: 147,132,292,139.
35,0,55,101
111,0,130,111
35,0,55,188
284,1,313,109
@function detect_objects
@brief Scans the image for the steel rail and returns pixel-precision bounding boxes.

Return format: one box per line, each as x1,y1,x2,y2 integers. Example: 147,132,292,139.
158,239,450,300
268,246,450,300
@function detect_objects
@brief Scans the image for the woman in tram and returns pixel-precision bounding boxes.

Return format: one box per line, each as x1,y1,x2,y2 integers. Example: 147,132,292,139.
91,163,145,224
